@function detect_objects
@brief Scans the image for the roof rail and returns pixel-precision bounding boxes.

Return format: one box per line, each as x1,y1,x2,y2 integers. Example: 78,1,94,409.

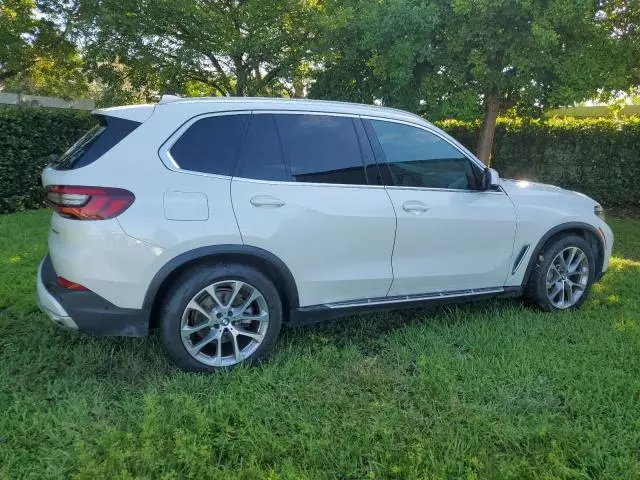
158,94,182,105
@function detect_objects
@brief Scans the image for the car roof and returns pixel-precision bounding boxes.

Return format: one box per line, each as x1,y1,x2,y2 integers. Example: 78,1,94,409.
163,95,420,118
94,96,431,127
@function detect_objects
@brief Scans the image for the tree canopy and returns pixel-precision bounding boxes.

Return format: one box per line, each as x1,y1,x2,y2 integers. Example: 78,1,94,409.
4,0,640,161
0,0,89,98
39,0,327,104
311,0,628,162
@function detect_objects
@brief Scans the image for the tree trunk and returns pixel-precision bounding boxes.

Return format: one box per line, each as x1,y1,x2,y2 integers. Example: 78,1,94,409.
476,95,501,166
233,57,247,96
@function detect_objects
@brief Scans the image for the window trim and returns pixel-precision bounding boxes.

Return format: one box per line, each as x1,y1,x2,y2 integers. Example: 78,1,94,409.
158,110,251,179
361,115,505,195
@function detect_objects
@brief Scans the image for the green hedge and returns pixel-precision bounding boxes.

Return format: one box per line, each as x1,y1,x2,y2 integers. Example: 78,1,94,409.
436,117,640,208
0,106,95,214
0,106,638,214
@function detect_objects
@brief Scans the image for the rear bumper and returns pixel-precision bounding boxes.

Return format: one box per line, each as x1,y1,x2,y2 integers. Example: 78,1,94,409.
36,258,79,330
36,255,149,337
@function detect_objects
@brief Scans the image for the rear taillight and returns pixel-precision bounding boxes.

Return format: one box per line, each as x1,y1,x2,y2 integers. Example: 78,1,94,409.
46,185,135,220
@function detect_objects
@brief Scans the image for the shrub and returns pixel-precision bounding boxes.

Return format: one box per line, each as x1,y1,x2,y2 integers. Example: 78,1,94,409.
0,106,95,214
0,106,638,214
436,117,640,208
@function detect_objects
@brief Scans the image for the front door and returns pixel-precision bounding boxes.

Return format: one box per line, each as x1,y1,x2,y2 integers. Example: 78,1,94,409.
365,118,517,296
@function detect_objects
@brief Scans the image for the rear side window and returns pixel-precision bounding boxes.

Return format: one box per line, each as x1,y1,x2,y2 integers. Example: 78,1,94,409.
51,115,140,170
235,114,288,181
169,114,249,175
275,114,367,185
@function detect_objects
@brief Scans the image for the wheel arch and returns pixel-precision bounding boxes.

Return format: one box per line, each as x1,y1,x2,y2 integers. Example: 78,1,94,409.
144,245,299,329
521,222,605,287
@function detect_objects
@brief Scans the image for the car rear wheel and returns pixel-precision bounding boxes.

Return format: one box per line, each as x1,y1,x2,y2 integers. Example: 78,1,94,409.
525,234,596,312
159,263,282,372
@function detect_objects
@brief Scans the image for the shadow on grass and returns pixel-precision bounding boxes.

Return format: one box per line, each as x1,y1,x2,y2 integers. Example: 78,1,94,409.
280,297,523,356
6,254,637,387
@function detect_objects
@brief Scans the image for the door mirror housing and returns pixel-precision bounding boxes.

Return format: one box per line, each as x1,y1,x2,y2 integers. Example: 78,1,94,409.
481,168,500,191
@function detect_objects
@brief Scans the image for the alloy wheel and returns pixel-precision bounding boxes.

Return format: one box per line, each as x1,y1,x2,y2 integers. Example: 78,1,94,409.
180,280,270,367
545,246,589,309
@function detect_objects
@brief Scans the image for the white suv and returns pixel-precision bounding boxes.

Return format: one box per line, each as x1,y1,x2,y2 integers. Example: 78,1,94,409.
36,96,614,372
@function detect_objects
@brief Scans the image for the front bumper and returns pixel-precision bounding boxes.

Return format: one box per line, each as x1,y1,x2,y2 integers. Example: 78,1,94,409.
36,255,150,337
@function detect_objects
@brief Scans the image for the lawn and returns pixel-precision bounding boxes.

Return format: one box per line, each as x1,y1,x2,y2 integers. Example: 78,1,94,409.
1,210,640,479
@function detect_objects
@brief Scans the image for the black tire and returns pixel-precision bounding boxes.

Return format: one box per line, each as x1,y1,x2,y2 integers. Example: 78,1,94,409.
159,263,283,372
525,234,596,312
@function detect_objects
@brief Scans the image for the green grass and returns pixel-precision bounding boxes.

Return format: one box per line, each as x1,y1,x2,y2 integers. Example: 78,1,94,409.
2,210,640,479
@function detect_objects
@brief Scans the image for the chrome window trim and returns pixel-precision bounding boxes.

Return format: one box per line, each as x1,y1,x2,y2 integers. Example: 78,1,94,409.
159,109,370,183
231,176,387,190
158,109,503,194
384,185,505,195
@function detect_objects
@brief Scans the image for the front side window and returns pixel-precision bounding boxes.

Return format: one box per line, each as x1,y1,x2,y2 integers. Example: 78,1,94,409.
370,120,479,190
275,114,368,185
169,114,249,175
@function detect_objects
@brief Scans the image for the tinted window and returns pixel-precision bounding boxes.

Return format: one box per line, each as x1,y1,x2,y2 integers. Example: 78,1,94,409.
170,114,249,175
235,114,288,181
51,115,140,170
371,120,478,190
275,114,367,185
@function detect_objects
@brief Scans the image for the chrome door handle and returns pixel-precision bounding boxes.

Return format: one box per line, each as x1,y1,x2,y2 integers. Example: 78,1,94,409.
250,195,286,208
402,200,429,214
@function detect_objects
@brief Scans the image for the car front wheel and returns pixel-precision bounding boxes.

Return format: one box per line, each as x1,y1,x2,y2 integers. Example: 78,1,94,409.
525,234,596,312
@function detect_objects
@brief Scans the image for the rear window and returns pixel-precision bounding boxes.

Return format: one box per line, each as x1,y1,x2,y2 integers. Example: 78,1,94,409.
51,115,140,170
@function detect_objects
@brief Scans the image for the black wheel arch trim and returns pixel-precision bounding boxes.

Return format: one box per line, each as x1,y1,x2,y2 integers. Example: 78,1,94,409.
521,221,605,286
142,244,300,313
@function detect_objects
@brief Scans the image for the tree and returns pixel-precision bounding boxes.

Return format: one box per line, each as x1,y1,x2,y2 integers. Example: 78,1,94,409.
42,0,326,103
597,0,640,91
312,0,622,164
437,0,622,163
0,0,89,98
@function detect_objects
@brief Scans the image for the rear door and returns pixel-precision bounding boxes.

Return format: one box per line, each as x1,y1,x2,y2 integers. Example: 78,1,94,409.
231,112,396,307
364,118,517,296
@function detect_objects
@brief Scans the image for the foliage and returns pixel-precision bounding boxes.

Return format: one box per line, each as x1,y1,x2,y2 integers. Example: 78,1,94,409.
436,116,640,207
1,105,638,214
0,0,90,98
311,0,629,162
0,106,95,214
597,1,640,90
314,0,620,112
40,0,327,104
2,209,640,478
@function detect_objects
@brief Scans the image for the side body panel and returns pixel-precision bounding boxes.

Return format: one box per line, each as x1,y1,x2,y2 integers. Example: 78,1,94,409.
231,179,396,307
501,180,613,286
385,188,517,295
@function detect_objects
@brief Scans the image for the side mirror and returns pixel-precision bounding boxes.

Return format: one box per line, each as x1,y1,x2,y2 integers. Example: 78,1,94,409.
481,168,500,191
